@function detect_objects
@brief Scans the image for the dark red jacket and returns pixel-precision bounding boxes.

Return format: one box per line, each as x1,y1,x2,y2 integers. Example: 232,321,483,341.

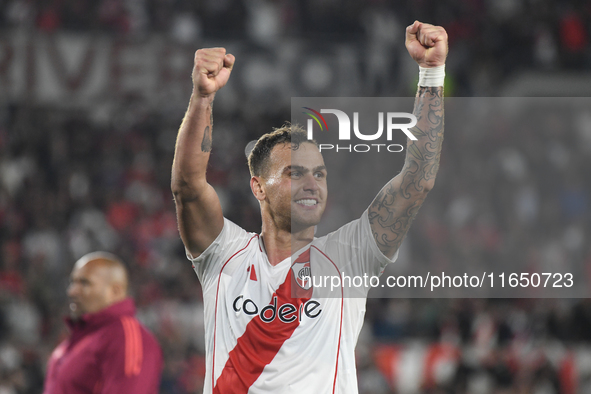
44,298,162,394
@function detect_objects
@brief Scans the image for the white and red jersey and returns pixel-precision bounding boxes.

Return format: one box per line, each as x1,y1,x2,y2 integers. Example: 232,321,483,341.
187,210,397,394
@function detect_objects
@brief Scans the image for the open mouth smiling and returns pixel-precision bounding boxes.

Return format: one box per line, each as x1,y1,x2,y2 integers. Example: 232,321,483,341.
294,199,318,207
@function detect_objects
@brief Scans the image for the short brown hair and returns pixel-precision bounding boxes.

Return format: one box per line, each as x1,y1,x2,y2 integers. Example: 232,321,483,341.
248,123,317,177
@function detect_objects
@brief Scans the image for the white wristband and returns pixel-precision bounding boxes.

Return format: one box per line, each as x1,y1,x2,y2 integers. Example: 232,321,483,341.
418,65,445,87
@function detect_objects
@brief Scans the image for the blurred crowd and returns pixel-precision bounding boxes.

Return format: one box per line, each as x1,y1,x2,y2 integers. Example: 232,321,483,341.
1,100,590,394
1,0,591,77
1,0,591,394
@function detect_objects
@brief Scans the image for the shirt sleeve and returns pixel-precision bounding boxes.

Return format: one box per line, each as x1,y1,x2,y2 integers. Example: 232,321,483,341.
323,209,399,279
185,217,254,289
98,319,163,394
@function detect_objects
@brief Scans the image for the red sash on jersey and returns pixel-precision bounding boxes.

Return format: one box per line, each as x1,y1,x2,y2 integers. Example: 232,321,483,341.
213,249,312,393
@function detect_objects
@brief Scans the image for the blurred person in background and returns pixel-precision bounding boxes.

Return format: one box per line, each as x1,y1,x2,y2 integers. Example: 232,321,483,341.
42,252,163,394
171,20,447,393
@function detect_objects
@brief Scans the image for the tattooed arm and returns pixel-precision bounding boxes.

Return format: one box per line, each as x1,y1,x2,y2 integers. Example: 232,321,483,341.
171,48,235,257
368,21,448,259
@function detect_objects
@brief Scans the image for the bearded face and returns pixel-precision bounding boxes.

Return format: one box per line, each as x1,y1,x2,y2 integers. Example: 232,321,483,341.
257,142,328,234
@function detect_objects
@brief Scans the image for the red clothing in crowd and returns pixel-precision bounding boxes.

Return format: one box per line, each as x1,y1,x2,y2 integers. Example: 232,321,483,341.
43,298,162,394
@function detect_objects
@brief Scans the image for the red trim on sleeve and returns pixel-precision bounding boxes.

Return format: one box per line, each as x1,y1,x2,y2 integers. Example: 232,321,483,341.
121,316,143,377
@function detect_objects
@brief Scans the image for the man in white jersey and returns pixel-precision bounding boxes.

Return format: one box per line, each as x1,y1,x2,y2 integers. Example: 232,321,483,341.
171,20,448,394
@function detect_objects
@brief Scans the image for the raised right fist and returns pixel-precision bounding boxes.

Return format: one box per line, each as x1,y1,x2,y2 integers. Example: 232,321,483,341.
192,48,235,98
405,21,448,68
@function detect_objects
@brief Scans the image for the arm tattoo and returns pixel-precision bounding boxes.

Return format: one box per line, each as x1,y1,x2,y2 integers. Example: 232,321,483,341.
201,126,212,152
201,103,213,153
368,86,444,254
210,101,213,126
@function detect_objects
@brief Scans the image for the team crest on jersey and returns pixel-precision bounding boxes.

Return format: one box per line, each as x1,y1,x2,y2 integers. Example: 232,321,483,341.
292,261,312,290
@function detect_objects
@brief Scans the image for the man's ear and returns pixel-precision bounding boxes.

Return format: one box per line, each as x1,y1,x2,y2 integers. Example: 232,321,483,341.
250,176,266,202
109,283,126,302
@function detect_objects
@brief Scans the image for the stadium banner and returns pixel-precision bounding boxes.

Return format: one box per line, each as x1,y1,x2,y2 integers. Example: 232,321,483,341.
0,31,406,107
291,97,591,298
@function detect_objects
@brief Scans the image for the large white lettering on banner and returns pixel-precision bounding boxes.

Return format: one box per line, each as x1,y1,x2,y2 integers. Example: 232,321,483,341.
0,31,405,107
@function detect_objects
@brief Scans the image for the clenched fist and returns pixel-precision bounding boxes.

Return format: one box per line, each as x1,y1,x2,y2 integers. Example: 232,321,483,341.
192,48,235,98
405,21,448,68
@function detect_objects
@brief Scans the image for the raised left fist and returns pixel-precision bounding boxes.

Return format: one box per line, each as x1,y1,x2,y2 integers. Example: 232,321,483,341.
405,21,448,68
